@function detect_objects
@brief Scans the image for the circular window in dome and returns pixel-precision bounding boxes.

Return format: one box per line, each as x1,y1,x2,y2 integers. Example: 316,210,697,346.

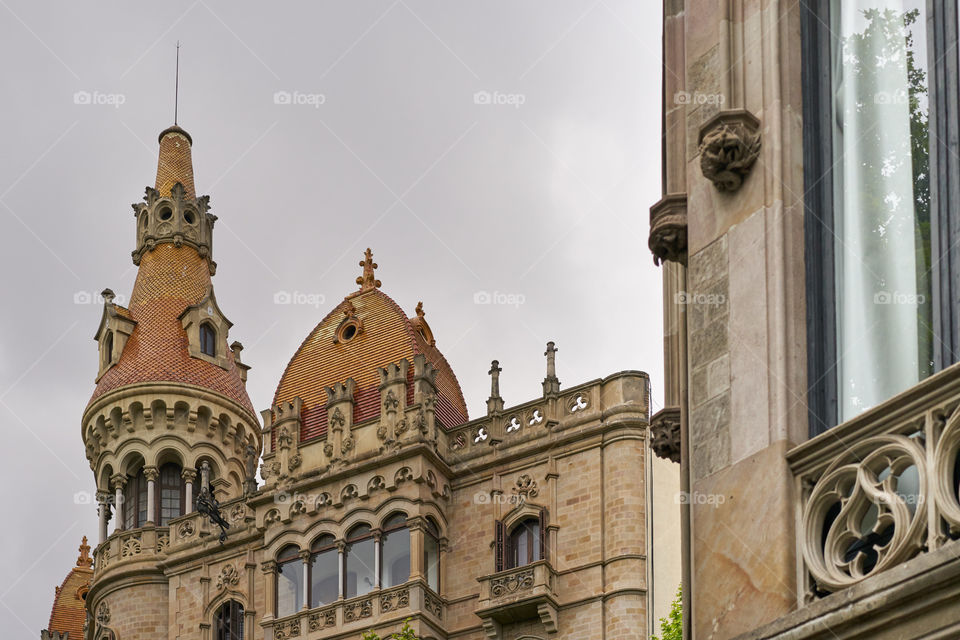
338,321,360,343
159,207,173,221
184,210,196,224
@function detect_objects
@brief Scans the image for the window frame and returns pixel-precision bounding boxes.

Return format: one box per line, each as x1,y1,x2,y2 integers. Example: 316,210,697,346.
309,534,338,609
199,322,217,357
379,512,410,589
423,517,441,592
802,0,960,436
343,523,375,599
214,600,244,640
275,544,304,618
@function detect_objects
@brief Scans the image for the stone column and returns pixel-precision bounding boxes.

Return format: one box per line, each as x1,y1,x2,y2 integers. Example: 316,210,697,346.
261,560,278,621
407,518,425,581
181,468,197,514
111,474,127,532
143,466,158,525
336,541,346,600
373,531,382,590
300,550,311,610
97,492,110,543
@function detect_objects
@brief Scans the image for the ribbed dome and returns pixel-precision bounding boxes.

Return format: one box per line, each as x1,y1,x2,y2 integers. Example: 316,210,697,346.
273,285,469,441
45,537,93,639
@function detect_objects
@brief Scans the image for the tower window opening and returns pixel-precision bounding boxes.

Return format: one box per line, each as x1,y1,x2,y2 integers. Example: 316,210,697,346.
200,323,217,357
159,207,173,221
184,210,196,224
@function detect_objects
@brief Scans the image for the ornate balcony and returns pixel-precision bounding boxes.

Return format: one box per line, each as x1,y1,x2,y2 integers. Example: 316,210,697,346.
475,560,558,638
790,363,960,604
93,526,169,577
264,582,443,639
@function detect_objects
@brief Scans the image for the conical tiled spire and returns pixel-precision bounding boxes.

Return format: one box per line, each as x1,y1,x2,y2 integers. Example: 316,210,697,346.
155,125,195,199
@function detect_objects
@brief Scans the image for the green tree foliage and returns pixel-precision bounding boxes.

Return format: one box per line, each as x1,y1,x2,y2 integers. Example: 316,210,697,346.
651,584,682,640
361,618,420,640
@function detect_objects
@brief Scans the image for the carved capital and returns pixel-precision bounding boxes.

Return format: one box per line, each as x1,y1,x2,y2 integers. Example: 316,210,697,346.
698,109,762,192
650,407,682,463
648,194,688,266
142,466,159,482
180,468,198,483
110,474,127,491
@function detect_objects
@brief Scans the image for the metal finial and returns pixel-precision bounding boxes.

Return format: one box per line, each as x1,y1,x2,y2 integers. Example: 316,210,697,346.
174,41,180,125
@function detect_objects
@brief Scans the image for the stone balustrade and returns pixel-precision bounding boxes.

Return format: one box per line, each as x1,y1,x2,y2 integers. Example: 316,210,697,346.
263,582,443,639
789,363,960,601
94,526,169,576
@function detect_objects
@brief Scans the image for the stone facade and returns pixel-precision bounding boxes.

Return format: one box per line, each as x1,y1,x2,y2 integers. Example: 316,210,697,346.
63,121,677,640
650,1,960,639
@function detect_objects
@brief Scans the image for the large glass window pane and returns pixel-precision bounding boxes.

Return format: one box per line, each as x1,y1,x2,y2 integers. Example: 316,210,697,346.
424,534,440,591
831,0,931,421
159,463,182,525
276,558,303,617
344,525,375,599
380,526,410,588
310,548,338,607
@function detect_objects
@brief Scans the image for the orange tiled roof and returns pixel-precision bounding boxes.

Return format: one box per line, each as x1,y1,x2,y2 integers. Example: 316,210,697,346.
46,537,93,638
155,125,195,198
88,243,255,417
273,287,469,441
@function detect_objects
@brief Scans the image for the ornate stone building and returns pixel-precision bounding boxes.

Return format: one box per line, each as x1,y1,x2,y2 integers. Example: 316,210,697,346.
57,122,674,639
649,1,960,638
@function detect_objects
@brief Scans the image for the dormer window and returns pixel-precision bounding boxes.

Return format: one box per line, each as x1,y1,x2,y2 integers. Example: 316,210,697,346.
200,323,216,357
180,288,234,370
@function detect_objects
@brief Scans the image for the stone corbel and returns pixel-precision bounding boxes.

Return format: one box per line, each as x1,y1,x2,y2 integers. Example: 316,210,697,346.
650,406,682,463
698,109,761,192
648,194,688,266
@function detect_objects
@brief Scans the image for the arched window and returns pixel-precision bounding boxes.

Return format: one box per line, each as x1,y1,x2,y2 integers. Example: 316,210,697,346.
122,464,184,528
507,517,543,569
214,600,244,640
310,534,338,608
200,323,217,357
103,331,114,367
158,463,184,525
276,545,303,617
380,513,410,589
344,524,375,598
424,517,441,591
122,469,147,529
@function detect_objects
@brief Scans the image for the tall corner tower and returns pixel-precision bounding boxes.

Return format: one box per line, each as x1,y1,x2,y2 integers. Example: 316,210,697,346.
81,124,261,640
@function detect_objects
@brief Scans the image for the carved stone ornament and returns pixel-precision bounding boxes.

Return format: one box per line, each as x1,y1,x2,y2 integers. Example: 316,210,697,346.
801,433,926,593
274,618,301,639
650,407,682,463
491,568,535,597
216,563,242,590
648,194,688,266
512,474,540,499
308,608,336,631
178,521,196,538
698,109,762,192
341,434,355,455
96,601,110,626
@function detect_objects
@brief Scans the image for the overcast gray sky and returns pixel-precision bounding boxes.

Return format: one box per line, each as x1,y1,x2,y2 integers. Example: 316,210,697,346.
0,1,663,633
